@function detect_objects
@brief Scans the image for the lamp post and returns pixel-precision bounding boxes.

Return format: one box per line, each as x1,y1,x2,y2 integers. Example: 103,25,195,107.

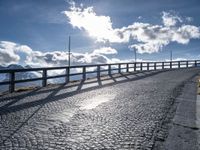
170,49,172,62
68,36,71,67
134,49,137,62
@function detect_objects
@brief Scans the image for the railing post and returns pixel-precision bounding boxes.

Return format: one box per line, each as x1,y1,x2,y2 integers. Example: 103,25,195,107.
195,60,197,67
82,66,86,80
140,62,142,71
108,64,111,75
134,63,136,72
97,65,100,79
42,69,47,87
9,71,15,93
186,61,188,68
154,63,156,70
65,67,70,84
178,61,180,68
170,62,172,69
126,63,129,72
147,63,149,71
162,62,164,69
118,64,121,73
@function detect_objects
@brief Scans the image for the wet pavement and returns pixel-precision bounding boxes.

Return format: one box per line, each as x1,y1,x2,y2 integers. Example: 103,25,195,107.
0,68,199,149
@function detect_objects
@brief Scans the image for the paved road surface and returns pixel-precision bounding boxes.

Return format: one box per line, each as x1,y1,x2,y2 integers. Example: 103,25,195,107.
154,75,200,150
0,68,199,149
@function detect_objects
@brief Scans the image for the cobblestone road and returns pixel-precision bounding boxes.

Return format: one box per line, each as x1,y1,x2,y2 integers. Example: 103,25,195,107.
0,68,199,150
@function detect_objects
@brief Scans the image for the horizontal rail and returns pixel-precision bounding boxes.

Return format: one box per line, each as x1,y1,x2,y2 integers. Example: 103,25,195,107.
0,60,199,93
0,60,199,73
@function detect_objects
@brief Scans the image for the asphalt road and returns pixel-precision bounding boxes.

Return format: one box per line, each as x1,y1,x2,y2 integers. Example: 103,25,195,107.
0,68,199,150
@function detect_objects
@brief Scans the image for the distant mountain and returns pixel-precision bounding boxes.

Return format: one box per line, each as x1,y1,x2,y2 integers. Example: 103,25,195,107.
0,64,41,80
0,65,7,82
7,64,24,70
0,65,5,69
24,65,32,69
0,64,42,93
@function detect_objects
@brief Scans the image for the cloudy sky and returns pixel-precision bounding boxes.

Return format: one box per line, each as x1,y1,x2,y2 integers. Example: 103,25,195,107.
0,0,200,67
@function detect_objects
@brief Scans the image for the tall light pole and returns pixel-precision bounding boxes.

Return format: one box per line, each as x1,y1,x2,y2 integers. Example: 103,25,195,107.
134,49,137,62
170,49,172,61
68,36,71,67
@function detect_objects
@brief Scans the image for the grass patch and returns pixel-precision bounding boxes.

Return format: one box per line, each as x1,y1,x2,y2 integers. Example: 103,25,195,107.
15,87,37,92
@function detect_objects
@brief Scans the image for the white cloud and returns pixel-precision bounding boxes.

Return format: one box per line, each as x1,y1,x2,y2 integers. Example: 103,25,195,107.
162,11,182,27
93,47,117,55
64,3,200,54
129,41,166,54
128,23,200,53
25,47,123,74
172,25,200,44
0,41,32,66
0,41,122,68
186,17,193,22
0,49,19,66
63,3,130,43
25,49,116,68
63,5,117,42
15,45,32,54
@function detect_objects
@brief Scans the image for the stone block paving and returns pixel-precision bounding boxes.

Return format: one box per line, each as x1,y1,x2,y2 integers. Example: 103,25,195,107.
0,68,199,149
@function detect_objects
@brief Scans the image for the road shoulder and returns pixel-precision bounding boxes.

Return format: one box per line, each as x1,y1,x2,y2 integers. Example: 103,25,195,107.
154,76,200,150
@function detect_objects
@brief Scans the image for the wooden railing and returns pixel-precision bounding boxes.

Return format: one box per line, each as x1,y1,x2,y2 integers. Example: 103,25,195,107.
0,60,199,93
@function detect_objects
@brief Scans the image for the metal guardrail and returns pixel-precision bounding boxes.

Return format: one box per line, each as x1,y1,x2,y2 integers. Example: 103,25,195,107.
0,60,199,93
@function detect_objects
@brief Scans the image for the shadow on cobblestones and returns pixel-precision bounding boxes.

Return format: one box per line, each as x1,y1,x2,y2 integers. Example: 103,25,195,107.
0,82,71,146
0,70,165,116
0,70,166,147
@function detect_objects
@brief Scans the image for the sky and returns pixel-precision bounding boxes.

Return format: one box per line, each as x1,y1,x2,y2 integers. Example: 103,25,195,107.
0,0,200,67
